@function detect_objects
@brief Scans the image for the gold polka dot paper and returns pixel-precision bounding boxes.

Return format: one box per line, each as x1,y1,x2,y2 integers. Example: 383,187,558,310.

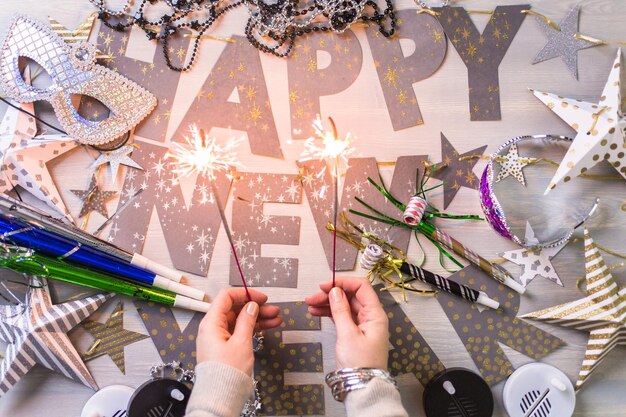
376,285,446,386
437,266,565,385
254,302,324,416
532,49,626,193
135,300,203,371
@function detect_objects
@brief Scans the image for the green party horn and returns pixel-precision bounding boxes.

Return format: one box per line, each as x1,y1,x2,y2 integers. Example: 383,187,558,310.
0,246,210,312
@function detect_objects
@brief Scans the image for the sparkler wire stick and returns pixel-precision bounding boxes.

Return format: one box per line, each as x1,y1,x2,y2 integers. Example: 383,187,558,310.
209,180,252,303
332,154,339,287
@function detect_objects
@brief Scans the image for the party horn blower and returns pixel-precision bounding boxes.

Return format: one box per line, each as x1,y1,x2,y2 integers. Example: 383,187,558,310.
350,172,525,294
0,194,185,283
361,244,500,309
0,248,210,312
0,213,206,301
420,221,525,294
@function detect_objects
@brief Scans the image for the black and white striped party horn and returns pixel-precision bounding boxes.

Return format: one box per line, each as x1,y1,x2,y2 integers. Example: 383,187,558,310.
361,244,499,310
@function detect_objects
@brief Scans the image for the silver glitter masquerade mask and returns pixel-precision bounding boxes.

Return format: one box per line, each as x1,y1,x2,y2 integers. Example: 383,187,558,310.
0,14,157,146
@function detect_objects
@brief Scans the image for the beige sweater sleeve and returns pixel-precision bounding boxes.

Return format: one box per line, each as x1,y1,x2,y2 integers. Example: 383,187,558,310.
344,377,410,417
185,361,254,417
185,363,408,417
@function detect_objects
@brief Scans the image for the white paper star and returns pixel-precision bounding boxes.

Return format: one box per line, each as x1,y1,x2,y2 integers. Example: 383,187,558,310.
532,49,626,194
0,100,77,219
521,229,626,390
0,279,112,395
495,143,531,185
501,222,566,287
89,144,143,179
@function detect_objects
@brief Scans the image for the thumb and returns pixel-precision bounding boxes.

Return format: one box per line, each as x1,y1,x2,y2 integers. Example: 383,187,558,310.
232,301,259,342
329,287,358,338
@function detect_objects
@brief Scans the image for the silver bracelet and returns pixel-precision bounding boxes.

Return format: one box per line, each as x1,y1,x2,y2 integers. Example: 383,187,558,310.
325,368,398,402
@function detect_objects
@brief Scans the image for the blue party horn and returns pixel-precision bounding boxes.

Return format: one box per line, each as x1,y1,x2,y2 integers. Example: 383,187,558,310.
0,213,205,301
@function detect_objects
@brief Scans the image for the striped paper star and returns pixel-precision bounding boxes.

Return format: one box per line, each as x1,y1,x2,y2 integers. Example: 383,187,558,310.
0,279,112,395
81,302,148,374
521,229,626,390
48,12,97,45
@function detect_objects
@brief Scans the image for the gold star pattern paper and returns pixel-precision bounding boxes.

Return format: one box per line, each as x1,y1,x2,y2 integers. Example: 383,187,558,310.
531,5,599,80
89,144,143,179
501,222,566,287
364,9,447,130
71,175,118,218
435,5,528,121
533,49,626,194
0,98,77,220
495,143,531,185
48,12,97,45
431,132,487,209
521,229,626,390
0,279,112,395
80,302,149,374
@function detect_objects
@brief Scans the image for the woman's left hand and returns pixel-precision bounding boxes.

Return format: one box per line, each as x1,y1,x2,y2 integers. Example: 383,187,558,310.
196,288,282,375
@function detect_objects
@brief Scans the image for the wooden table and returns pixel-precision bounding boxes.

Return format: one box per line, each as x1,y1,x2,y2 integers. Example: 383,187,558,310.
0,1,625,416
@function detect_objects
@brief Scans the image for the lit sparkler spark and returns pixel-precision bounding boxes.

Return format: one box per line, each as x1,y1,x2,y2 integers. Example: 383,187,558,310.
167,124,243,179
300,116,355,165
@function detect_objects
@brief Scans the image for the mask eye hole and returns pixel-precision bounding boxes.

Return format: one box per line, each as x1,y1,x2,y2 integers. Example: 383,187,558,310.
71,94,112,122
17,57,53,90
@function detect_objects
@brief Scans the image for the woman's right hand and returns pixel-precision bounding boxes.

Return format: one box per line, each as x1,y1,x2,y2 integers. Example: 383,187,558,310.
305,277,389,370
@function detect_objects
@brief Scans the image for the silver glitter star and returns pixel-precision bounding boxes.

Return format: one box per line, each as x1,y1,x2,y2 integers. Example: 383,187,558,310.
90,145,143,179
532,5,599,79
494,143,530,185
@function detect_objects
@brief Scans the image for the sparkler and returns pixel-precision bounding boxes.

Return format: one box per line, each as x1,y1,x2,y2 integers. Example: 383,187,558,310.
300,116,355,287
167,126,252,301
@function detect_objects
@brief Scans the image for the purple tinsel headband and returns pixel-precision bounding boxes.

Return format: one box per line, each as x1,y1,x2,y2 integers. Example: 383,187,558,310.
480,134,598,248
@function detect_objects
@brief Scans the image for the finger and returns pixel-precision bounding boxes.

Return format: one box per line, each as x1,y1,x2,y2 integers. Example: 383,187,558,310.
305,291,330,307
257,317,283,330
211,288,269,315
328,287,359,338
259,304,280,319
232,301,259,342
324,277,386,320
307,306,332,317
